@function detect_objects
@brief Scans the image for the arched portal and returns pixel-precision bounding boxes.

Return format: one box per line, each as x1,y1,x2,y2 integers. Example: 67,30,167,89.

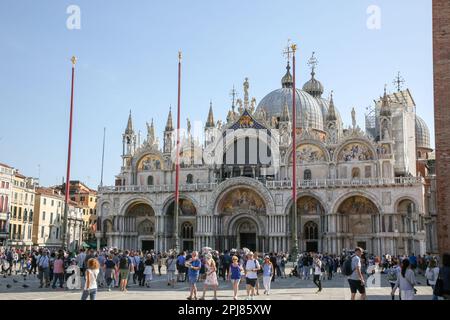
124,202,156,251
337,195,379,252
296,196,325,252
181,221,194,251
227,217,260,251
397,198,422,254
164,198,197,250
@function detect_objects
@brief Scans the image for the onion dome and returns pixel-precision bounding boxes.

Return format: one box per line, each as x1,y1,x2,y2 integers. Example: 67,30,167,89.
415,115,432,151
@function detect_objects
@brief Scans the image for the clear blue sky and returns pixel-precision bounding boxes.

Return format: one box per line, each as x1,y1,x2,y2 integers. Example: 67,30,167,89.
0,0,433,188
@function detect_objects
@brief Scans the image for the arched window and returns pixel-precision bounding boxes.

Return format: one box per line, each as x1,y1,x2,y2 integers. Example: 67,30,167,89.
181,222,194,239
29,210,33,222
352,168,361,179
23,209,28,222
304,169,312,181
147,176,154,186
186,174,193,184
304,221,318,240
0,195,3,212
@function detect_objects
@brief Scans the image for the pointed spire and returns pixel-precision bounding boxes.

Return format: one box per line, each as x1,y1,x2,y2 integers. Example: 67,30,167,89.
327,91,337,121
281,61,293,88
146,119,155,145
380,85,392,117
125,110,133,134
165,107,173,131
150,118,155,139
206,101,215,128
280,99,290,121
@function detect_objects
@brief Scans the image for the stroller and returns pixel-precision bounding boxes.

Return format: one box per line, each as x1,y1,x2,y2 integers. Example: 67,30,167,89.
289,265,298,277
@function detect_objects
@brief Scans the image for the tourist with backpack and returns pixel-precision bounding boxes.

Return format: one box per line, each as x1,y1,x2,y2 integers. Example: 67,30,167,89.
104,254,116,291
137,258,145,287
344,247,366,300
387,259,401,300
166,254,177,287
244,251,260,300
37,250,50,288
118,250,132,292
313,255,322,293
425,259,440,300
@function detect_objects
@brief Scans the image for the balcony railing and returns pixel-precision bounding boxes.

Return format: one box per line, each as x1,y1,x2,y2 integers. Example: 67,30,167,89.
266,177,424,189
99,177,424,194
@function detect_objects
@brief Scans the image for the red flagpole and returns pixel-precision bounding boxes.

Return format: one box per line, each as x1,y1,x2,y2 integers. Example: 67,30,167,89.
291,44,299,255
174,52,182,252
63,56,77,251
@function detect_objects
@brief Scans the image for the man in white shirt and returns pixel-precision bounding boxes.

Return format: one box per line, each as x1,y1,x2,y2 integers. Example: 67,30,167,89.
347,247,366,300
244,252,260,300
37,250,50,288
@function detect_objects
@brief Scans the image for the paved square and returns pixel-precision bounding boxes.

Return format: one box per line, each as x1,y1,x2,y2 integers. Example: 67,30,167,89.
0,266,435,300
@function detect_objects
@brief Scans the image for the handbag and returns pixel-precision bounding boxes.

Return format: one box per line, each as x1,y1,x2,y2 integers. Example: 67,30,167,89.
434,276,444,297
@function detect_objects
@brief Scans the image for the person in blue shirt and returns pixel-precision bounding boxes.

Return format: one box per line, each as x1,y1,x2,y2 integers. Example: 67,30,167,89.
177,252,186,282
187,251,201,300
409,254,418,271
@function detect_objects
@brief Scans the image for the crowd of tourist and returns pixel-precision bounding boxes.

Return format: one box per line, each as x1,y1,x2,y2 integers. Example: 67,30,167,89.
1,245,449,301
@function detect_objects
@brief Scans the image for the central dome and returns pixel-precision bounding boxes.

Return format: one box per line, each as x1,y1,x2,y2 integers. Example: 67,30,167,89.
257,87,324,131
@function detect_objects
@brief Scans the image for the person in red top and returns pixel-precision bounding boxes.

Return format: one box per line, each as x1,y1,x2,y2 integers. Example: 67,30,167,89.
52,253,65,289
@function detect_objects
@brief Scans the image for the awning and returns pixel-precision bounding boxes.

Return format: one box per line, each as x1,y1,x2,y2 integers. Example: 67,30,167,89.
81,242,90,248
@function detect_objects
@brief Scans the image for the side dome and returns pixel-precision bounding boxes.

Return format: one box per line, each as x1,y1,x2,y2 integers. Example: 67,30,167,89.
303,77,324,98
257,88,324,131
415,115,432,150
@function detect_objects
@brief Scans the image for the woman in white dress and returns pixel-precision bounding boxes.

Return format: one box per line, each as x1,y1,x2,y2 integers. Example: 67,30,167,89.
199,254,218,300
143,254,154,288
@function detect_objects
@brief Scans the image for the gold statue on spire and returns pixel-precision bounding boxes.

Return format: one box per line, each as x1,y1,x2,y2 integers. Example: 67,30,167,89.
71,56,77,66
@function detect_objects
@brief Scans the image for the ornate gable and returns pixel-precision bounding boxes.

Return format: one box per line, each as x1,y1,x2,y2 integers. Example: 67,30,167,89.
228,110,268,131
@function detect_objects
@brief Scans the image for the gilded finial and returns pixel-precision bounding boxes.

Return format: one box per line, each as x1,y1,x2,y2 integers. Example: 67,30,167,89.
291,43,297,52
71,56,77,66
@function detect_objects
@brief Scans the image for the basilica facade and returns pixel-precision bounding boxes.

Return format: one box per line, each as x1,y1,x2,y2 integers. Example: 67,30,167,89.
96,54,434,256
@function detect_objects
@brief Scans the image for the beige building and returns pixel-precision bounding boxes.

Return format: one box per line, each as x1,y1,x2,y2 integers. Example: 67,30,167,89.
8,170,37,249
33,187,64,248
33,187,83,250
56,181,98,245
0,163,13,246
